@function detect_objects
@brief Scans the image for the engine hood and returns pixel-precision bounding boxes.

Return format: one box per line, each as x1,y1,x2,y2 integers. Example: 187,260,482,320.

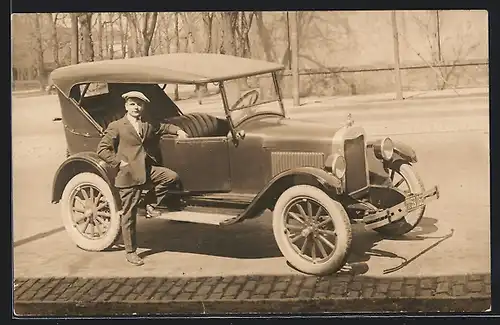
239,115,343,152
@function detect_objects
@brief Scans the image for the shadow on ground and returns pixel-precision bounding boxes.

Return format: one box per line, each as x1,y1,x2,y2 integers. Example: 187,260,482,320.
106,213,444,276
132,215,282,259
345,217,442,275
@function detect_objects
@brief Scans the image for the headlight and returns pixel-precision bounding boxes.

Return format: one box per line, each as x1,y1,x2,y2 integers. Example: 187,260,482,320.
375,137,394,161
331,154,346,179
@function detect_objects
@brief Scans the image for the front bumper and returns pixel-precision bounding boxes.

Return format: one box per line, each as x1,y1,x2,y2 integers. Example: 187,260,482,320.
363,185,440,230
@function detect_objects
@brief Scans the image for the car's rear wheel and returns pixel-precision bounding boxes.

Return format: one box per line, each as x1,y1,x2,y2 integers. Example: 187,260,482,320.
373,162,426,237
273,185,352,275
61,172,121,251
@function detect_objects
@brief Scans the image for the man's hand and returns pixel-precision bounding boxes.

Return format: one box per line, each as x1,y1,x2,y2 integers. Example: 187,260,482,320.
176,130,189,139
120,160,129,167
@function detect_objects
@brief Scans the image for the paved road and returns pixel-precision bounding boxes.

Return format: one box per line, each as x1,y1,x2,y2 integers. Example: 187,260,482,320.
12,93,490,282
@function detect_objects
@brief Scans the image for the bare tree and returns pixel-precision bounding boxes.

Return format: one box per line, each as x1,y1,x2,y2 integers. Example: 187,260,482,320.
44,13,60,67
96,13,104,59
32,13,48,89
255,11,275,62
220,12,237,55
202,12,214,53
125,13,139,58
71,13,79,64
118,13,127,58
109,13,117,59
124,13,159,57
411,11,480,90
237,12,254,58
151,12,174,55
140,12,158,56
79,13,95,62
181,13,204,53
174,12,180,100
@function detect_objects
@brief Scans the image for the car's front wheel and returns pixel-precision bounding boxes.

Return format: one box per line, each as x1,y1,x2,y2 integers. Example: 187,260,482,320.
61,172,121,251
273,185,352,275
373,162,426,237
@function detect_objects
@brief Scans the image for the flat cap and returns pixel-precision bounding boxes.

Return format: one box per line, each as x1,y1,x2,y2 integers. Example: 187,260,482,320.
121,91,150,103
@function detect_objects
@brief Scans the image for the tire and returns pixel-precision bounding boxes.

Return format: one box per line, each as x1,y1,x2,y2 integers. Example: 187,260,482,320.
374,163,426,237
273,185,352,275
167,113,229,137
61,172,121,251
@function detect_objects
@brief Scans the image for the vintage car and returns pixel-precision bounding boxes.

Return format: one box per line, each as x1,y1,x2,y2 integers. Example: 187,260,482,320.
50,53,439,275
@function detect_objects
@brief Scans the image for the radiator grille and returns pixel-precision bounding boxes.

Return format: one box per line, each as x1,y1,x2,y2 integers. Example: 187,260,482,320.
344,135,368,193
271,151,325,176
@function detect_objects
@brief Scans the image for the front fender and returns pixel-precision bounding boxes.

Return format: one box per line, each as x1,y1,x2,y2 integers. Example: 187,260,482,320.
221,167,343,225
367,139,418,163
366,139,418,186
51,151,117,204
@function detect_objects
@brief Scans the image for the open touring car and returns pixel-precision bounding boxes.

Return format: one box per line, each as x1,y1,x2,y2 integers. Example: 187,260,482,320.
50,53,439,275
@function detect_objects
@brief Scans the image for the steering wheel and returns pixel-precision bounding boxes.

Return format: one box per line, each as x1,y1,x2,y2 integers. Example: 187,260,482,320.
230,89,260,111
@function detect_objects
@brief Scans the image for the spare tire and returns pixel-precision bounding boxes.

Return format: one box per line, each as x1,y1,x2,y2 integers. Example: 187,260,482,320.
167,113,229,138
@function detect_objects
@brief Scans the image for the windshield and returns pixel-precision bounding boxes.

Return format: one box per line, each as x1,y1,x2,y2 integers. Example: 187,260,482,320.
224,73,283,126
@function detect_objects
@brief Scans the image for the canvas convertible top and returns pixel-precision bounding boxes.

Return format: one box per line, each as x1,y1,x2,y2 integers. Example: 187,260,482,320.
50,53,285,97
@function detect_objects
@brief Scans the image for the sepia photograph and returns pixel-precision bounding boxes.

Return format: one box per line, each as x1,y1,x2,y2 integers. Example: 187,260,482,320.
11,9,491,316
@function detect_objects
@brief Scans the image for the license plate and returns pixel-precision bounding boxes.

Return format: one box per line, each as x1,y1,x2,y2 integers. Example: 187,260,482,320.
405,194,424,212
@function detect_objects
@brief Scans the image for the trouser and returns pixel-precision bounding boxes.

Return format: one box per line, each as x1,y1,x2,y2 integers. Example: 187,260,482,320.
119,166,179,253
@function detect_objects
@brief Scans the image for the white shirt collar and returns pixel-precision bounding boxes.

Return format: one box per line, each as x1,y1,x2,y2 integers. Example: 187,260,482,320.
126,114,142,124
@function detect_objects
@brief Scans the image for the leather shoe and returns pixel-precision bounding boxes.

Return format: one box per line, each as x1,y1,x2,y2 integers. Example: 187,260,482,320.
146,204,161,218
126,252,144,266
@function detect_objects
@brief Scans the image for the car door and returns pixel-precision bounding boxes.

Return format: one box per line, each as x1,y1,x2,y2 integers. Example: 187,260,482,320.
159,136,231,192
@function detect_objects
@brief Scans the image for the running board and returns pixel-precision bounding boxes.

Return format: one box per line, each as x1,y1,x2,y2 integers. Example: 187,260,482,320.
155,211,238,225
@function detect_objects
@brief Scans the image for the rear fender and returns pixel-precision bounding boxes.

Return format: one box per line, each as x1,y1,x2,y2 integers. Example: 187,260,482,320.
51,151,118,204
222,167,343,225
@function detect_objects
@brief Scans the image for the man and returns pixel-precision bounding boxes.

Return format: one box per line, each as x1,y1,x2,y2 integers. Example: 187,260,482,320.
97,91,189,266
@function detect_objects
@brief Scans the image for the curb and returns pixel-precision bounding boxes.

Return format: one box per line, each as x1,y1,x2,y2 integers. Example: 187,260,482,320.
13,274,491,316
14,296,491,316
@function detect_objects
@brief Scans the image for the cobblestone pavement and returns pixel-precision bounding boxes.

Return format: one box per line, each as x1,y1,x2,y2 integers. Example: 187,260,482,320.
13,273,491,315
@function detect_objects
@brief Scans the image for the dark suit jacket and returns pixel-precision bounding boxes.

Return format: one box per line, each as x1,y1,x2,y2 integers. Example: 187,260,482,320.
97,115,182,188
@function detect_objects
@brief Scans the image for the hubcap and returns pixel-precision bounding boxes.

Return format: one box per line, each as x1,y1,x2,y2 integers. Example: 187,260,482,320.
83,208,93,218
283,197,338,264
70,185,112,240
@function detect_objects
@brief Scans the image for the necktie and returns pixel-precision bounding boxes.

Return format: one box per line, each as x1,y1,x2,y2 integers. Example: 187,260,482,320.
137,121,142,138
138,121,145,139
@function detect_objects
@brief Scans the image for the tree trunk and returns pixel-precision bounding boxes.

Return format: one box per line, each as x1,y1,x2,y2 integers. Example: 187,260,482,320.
104,14,109,59
45,13,59,67
181,13,202,53
174,12,180,100
118,13,127,58
71,13,79,64
33,13,48,89
79,13,95,62
391,11,403,100
127,14,138,58
221,12,236,55
97,13,106,60
96,13,103,59
141,12,158,56
255,11,275,61
238,13,245,57
202,12,214,53
164,14,171,54
289,11,300,106
240,12,254,58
